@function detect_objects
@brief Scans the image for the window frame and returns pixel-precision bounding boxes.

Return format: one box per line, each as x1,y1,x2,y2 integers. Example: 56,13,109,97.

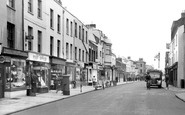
37,0,42,18
38,30,42,53
28,0,33,13
50,9,54,29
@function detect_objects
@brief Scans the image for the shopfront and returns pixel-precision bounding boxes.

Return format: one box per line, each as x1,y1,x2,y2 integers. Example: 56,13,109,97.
65,61,75,84
0,47,28,98
86,62,98,85
50,56,66,90
27,52,50,93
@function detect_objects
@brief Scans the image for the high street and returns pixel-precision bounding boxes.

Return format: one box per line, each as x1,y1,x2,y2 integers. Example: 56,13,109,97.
11,82,185,115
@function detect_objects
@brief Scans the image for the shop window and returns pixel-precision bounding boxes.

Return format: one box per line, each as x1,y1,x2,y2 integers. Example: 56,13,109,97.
32,62,49,88
66,66,75,81
5,59,26,91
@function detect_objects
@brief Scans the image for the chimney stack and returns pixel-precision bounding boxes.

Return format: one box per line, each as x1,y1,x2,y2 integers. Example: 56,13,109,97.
181,10,185,18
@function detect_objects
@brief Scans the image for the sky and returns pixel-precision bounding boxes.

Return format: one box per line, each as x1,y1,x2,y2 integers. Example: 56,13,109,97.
62,0,185,70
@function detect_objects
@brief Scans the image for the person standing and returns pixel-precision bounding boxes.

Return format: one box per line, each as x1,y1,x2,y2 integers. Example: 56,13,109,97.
30,71,37,96
145,72,151,90
165,74,169,89
92,76,96,87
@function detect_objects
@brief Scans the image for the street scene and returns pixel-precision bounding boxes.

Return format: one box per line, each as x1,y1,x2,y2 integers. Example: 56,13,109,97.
5,82,185,115
1,0,185,115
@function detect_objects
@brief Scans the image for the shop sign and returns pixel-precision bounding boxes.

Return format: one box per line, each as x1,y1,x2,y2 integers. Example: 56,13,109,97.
98,66,103,70
93,64,97,69
2,47,28,57
0,56,5,63
28,52,49,63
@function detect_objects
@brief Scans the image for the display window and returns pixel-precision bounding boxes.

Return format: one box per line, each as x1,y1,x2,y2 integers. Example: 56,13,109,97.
5,59,26,91
50,64,65,86
66,66,75,82
32,62,49,88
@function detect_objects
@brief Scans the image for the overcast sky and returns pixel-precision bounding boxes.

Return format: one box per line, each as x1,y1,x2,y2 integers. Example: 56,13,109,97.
62,0,185,70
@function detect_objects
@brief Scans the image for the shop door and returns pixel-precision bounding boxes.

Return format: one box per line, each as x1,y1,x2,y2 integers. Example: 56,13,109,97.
0,67,4,98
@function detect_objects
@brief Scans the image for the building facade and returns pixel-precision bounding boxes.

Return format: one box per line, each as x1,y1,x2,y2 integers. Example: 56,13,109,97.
168,12,185,88
136,58,146,79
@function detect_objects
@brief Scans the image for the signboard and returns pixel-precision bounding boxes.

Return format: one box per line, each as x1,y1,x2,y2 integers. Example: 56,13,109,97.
0,56,5,63
28,52,49,63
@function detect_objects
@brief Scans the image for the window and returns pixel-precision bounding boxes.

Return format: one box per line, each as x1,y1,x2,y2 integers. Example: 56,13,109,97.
5,59,26,91
7,22,15,49
100,51,101,57
70,21,73,37
66,43,69,59
38,0,42,18
82,28,84,42
86,31,88,43
89,48,91,61
79,49,81,61
86,52,88,62
70,44,72,60
82,50,84,62
50,9,54,29
66,18,69,35
75,47,77,60
28,26,33,51
57,15,61,33
38,31,42,53
50,36,53,56
96,50,98,59
28,0,33,13
7,0,14,8
79,26,81,39
75,22,77,38
57,40,60,57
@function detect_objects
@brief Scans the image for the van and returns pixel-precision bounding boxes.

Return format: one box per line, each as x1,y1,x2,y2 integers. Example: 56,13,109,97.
147,70,163,88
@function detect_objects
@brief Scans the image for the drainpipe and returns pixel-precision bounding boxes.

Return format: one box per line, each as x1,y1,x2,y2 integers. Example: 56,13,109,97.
22,0,24,51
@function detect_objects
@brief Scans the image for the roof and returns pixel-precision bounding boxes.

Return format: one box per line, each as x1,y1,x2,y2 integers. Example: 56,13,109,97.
104,38,112,44
171,17,185,40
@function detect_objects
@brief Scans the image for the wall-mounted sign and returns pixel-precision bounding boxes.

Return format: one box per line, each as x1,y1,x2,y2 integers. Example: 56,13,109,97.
28,52,49,63
0,56,5,63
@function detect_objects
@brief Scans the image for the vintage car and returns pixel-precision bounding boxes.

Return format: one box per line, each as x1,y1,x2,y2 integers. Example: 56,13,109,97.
147,69,163,88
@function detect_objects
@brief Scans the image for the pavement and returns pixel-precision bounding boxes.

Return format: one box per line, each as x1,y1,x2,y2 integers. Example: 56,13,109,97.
1,81,185,115
168,85,185,103
0,81,131,115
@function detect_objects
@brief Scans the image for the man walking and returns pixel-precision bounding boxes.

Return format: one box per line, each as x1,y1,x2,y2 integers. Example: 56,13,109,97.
165,74,169,89
145,72,151,90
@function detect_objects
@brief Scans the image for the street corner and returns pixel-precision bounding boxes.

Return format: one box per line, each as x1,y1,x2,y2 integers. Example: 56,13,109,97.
175,93,185,102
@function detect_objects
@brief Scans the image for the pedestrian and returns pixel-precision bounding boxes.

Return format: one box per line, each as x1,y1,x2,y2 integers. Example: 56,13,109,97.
145,72,151,90
92,76,96,87
30,71,37,96
165,74,169,89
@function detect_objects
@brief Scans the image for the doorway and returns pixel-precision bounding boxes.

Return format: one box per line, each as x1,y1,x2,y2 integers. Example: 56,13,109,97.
0,66,4,98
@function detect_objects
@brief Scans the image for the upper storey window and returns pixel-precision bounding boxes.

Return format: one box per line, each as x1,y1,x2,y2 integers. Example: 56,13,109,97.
28,0,33,13
7,0,15,8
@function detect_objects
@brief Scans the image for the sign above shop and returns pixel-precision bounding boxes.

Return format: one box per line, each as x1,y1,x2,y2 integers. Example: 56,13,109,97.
2,47,28,57
0,56,5,63
28,52,49,63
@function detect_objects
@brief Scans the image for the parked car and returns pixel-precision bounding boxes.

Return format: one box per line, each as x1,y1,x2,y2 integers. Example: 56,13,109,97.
94,80,104,90
147,69,163,88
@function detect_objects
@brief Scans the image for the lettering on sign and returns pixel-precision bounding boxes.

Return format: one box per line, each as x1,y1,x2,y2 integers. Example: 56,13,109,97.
28,52,49,63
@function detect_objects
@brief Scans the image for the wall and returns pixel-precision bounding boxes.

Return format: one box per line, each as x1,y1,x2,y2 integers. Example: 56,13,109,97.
177,25,185,87
7,0,23,50
24,0,47,53
0,0,6,45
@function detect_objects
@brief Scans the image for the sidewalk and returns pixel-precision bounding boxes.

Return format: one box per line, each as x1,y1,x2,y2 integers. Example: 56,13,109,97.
168,85,185,102
0,81,129,115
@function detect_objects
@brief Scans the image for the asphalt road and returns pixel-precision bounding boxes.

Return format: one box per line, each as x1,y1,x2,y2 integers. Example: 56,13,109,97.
11,81,185,115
